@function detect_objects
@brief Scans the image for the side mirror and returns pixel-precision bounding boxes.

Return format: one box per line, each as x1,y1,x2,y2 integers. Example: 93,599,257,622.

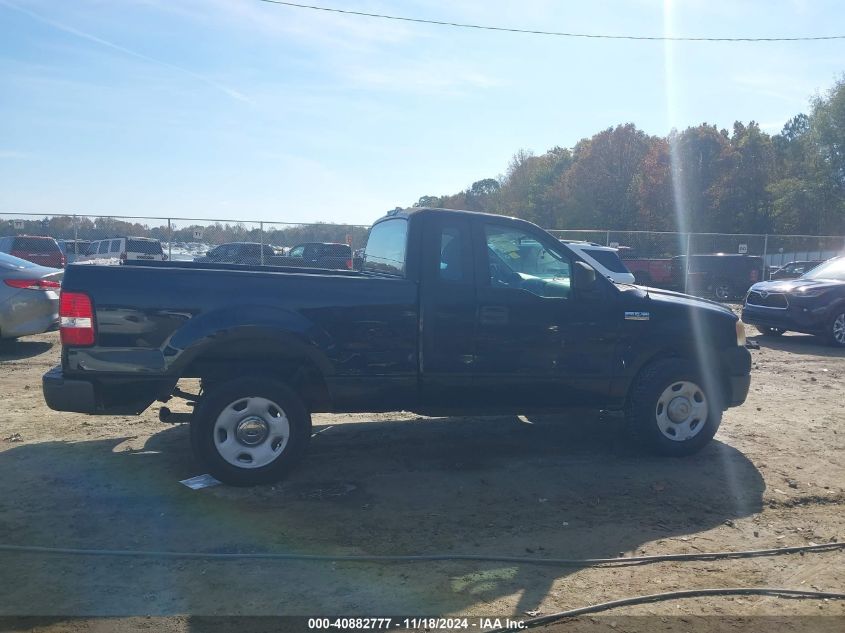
574,260,598,292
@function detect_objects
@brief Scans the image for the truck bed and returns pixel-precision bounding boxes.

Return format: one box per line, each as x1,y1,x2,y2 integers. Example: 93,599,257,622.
55,261,419,413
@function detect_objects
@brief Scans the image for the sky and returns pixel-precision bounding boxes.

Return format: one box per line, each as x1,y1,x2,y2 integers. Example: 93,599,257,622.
1,0,844,226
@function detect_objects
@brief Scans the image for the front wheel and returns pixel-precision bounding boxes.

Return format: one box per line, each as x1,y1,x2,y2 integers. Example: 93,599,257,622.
190,377,311,486
627,359,722,456
828,310,845,348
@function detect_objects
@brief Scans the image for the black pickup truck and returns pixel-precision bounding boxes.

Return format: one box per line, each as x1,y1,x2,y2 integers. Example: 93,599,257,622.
44,208,751,485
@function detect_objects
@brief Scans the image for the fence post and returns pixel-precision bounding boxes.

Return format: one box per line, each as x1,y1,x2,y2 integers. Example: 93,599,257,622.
684,233,691,294
260,221,265,265
606,230,610,246
167,219,172,261
762,234,768,279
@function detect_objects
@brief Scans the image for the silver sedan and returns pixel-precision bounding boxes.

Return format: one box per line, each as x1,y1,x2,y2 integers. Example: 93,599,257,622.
0,252,63,340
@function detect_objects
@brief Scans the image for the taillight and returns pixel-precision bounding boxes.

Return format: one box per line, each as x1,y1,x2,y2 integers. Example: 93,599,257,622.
4,278,61,290
59,291,95,346
59,254,67,268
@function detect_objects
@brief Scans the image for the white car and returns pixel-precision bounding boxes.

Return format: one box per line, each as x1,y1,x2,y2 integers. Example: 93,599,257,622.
78,237,166,265
561,240,635,284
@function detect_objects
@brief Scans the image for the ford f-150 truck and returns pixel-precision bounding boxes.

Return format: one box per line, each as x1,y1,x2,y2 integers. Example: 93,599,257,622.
43,208,752,485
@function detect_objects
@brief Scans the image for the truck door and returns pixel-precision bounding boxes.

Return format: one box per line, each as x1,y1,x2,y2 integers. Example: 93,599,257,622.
471,219,618,409
419,215,477,406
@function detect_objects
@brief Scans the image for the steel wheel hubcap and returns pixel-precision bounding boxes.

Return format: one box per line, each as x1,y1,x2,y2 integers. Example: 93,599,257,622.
655,380,708,442
236,417,269,446
834,314,845,344
213,396,290,469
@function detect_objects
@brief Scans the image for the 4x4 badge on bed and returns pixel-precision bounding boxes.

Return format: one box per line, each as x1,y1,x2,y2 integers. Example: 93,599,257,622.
625,311,650,321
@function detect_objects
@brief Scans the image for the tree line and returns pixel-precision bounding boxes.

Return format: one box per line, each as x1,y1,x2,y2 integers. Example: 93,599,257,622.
414,77,845,236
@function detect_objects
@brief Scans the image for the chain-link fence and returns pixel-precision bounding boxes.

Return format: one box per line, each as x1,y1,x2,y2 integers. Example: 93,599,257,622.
2,212,844,296
0,213,370,268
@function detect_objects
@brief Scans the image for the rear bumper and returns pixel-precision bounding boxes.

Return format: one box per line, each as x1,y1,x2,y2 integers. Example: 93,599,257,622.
42,366,171,415
42,366,97,413
721,345,752,407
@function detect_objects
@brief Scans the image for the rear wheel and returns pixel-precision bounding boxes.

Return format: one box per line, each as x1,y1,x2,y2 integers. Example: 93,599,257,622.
758,326,786,337
713,279,733,301
627,359,722,456
190,377,311,486
828,310,845,348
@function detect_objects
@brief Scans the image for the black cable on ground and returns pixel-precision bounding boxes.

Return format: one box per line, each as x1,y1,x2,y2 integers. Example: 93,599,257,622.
0,541,841,566
489,588,845,631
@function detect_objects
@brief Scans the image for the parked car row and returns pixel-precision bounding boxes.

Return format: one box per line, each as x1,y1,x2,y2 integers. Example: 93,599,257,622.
194,241,353,269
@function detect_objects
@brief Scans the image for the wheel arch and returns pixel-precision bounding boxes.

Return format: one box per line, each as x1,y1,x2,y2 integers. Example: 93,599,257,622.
623,342,732,412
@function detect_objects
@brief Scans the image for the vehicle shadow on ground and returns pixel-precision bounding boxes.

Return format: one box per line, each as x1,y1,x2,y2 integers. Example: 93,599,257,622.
0,339,53,362
749,333,845,357
0,414,764,619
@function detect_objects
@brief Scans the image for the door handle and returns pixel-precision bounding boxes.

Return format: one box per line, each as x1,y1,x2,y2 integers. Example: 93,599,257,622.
480,305,509,325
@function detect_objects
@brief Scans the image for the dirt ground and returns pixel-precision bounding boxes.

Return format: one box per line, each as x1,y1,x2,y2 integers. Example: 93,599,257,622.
0,318,843,632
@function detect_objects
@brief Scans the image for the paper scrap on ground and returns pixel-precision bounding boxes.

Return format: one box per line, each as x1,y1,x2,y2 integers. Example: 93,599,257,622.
180,474,222,490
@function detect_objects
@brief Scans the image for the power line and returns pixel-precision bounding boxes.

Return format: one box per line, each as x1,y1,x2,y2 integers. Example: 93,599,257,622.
256,0,845,42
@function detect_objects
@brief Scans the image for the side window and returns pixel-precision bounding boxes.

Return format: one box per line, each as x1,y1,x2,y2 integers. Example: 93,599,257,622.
484,224,572,299
289,246,305,258
364,219,408,276
110,239,121,253
98,241,109,254
438,226,466,282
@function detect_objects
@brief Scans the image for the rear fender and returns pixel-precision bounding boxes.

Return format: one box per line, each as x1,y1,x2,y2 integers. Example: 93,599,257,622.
163,304,334,377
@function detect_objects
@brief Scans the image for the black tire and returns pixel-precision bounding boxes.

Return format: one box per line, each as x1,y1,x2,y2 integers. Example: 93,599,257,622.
759,326,786,337
190,377,311,486
626,358,723,457
827,309,845,348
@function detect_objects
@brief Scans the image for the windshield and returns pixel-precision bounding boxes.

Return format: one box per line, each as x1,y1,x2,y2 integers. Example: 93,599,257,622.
803,257,845,281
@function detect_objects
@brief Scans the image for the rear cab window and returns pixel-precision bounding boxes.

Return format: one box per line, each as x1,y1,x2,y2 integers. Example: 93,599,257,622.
364,218,408,276
12,236,58,253
127,239,164,256
322,244,351,257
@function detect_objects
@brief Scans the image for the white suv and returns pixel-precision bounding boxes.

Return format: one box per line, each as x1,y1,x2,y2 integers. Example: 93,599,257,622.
561,240,635,284
79,237,166,265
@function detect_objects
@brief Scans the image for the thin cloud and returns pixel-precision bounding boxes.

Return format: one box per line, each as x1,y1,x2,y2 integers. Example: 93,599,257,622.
0,0,251,103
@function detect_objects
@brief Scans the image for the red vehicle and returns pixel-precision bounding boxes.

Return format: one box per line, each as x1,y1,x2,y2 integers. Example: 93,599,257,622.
0,235,65,269
619,256,674,286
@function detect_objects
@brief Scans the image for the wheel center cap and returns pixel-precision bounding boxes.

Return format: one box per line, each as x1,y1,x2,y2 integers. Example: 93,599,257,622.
667,397,691,423
236,416,269,446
